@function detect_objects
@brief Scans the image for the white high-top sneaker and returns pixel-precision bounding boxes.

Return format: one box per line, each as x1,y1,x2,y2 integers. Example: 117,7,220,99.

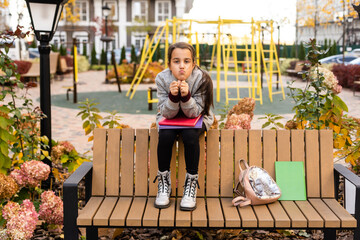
180,173,199,211
153,170,171,208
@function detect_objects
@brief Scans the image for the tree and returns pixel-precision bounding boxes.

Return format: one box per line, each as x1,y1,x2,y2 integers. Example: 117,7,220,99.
290,44,296,58
331,40,338,55
299,42,306,60
51,44,58,52
62,0,80,23
323,38,328,58
59,45,67,56
281,44,288,58
29,40,37,48
0,0,9,8
131,45,138,63
91,45,98,65
119,46,126,64
156,47,162,62
83,43,88,58
100,48,107,65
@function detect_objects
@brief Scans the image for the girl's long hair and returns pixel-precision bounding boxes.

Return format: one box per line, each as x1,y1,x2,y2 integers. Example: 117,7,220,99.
168,42,214,116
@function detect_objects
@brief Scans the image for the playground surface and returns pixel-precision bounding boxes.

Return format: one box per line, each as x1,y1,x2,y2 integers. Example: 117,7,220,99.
17,70,360,155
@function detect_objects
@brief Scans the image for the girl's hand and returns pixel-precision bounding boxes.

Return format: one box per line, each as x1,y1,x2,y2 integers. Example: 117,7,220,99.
170,81,179,96
179,81,189,97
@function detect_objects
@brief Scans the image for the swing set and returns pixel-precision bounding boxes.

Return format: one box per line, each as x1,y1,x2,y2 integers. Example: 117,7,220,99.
125,17,285,107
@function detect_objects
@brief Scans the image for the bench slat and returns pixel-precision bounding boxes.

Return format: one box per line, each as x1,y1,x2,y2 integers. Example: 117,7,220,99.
291,130,305,163
198,134,206,197
253,205,273,228
323,198,357,228
77,197,104,225
320,130,335,198
175,199,191,227
106,129,121,196
109,197,132,226
135,129,149,196
149,129,158,197
296,200,323,228
234,130,248,185
267,201,290,228
121,129,135,196
192,198,207,227
126,197,147,226
263,130,276,179
238,206,257,228
93,197,118,226
159,198,176,227
207,198,224,227
308,198,340,228
207,130,220,197
92,129,107,196
305,130,320,198
249,130,262,167
221,198,241,227
280,201,307,228
221,130,234,197
142,197,159,227
277,130,291,162
178,140,186,197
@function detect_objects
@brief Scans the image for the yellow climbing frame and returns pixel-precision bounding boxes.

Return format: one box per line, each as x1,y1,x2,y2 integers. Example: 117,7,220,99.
125,17,285,106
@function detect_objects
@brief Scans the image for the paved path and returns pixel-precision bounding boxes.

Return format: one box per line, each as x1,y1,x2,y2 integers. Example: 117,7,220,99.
6,70,360,155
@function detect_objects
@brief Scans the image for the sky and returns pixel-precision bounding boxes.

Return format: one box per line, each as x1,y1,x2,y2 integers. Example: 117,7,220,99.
8,0,297,44
183,0,297,44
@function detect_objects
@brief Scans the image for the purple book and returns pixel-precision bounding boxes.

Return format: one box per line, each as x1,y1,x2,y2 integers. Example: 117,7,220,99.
159,116,203,129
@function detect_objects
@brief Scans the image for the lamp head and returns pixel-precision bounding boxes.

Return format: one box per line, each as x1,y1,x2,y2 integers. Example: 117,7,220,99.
102,3,111,18
25,0,68,43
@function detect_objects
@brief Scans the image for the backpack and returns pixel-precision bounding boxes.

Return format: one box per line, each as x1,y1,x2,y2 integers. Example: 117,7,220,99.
232,159,281,207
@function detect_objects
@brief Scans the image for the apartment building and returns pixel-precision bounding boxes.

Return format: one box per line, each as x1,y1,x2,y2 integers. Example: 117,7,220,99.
296,0,359,48
54,0,194,55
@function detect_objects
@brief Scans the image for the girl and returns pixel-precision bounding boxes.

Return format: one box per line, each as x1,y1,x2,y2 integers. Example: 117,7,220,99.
154,42,214,211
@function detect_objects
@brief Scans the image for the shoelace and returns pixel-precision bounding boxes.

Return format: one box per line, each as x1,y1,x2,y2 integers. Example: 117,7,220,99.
153,174,170,194
184,177,200,197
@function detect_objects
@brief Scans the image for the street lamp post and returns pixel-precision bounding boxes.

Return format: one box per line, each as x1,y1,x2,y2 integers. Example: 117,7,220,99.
25,0,68,162
102,3,111,84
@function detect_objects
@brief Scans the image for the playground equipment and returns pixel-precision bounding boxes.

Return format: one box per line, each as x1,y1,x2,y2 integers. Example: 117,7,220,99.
125,17,285,107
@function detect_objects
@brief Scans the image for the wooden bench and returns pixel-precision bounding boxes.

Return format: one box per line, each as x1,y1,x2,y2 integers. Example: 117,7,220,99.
63,129,359,240
286,61,303,76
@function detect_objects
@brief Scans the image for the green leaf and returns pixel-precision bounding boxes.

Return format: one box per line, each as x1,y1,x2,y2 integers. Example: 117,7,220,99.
0,140,8,156
276,122,285,128
83,120,90,129
81,113,89,120
332,95,348,112
262,122,271,129
0,116,13,129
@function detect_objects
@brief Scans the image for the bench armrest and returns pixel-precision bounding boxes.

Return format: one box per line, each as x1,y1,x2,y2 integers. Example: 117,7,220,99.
63,162,93,238
334,164,360,221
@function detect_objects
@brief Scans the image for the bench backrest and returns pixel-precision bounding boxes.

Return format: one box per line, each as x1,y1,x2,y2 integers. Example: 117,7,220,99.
91,129,334,199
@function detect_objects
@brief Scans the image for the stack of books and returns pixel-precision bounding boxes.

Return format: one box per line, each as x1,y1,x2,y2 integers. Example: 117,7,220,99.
159,115,203,129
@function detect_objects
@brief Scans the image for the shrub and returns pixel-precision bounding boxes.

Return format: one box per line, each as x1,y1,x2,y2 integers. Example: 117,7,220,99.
100,49,106,65
279,58,297,74
298,42,306,60
82,43,87,58
13,60,32,74
119,46,126,65
90,45,98,65
332,64,360,89
131,45,138,63
77,55,90,72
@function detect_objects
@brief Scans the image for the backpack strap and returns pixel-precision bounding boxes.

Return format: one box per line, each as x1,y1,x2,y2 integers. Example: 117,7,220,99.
232,196,252,207
238,159,249,172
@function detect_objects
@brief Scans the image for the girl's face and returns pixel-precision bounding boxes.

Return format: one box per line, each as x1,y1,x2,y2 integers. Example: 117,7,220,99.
169,48,195,81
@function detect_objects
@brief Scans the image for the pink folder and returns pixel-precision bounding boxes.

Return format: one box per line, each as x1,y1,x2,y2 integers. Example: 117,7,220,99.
159,114,202,127
159,116,203,129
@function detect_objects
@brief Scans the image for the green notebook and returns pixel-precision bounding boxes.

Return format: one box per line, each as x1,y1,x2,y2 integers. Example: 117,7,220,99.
275,161,307,201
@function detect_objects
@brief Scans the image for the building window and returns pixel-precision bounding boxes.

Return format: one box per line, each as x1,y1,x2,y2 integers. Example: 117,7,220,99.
76,0,89,22
156,1,171,22
133,1,148,22
104,0,118,20
132,34,146,50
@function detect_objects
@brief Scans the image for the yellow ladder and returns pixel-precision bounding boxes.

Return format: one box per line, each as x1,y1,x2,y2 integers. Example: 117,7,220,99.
126,22,167,99
258,21,285,102
223,32,262,104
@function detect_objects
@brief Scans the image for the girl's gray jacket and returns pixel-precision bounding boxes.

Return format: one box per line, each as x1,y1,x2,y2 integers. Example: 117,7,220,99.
155,67,214,131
